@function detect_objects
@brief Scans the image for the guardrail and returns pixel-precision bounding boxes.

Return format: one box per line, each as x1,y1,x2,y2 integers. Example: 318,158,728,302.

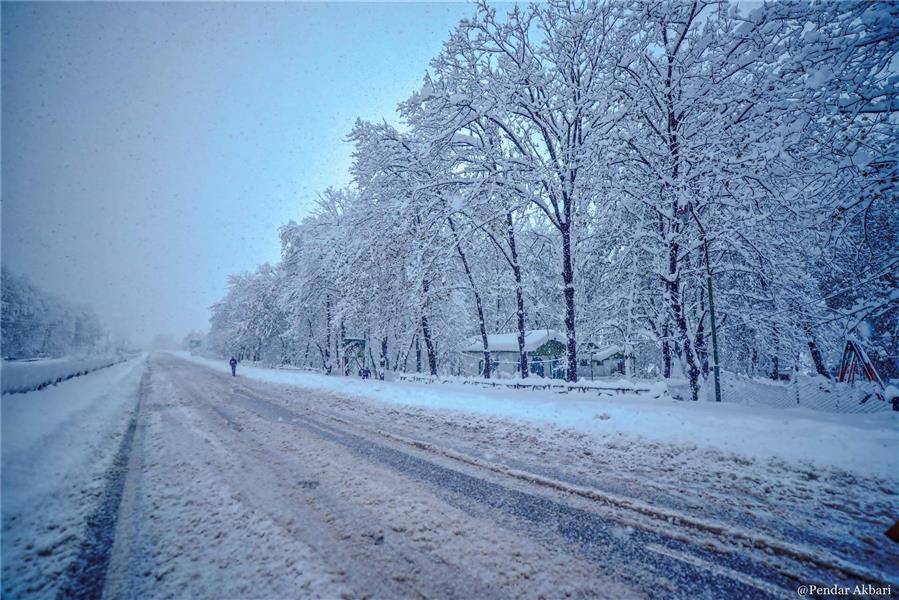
1,356,133,395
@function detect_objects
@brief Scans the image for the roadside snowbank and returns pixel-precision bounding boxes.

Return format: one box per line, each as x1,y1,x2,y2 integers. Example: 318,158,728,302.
1,356,128,394
1,356,144,597
178,353,898,480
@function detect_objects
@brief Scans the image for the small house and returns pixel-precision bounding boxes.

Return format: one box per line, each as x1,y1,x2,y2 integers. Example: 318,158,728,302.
578,343,628,379
462,329,567,379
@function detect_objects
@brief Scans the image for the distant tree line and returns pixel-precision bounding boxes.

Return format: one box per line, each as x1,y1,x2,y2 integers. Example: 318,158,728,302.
208,1,897,399
1,268,106,359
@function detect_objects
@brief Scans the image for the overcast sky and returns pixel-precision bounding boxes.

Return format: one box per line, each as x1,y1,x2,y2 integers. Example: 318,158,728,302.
2,1,476,346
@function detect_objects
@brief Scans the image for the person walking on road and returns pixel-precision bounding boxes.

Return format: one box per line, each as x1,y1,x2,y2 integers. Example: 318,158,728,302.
229,356,238,377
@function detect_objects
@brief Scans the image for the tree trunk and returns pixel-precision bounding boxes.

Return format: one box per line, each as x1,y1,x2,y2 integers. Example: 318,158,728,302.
674,294,700,400
401,333,414,372
770,327,781,380
447,216,491,379
420,280,438,376
662,327,672,378
561,223,578,382
367,346,378,378
324,296,332,374
695,290,709,379
658,212,672,379
415,334,422,373
380,337,389,374
303,317,314,367
280,337,290,365
339,320,347,375
804,330,830,379
668,242,700,400
506,212,528,378
420,315,437,376
662,44,700,398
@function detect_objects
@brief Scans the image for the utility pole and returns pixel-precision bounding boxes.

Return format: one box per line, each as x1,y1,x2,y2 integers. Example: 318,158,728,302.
704,243,722,403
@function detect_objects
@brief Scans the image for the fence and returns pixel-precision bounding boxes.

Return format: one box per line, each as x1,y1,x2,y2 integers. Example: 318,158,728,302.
397,372,654,395
666,371,896,414
402,370,895,415
460,353,630,381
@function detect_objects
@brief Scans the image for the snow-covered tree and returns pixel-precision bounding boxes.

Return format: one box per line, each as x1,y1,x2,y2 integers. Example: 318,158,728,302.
1,268,106,359
206,0,896,390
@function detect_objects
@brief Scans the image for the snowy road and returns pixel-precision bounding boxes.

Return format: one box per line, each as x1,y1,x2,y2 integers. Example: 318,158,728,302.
99,354,899,598
5,353,897,598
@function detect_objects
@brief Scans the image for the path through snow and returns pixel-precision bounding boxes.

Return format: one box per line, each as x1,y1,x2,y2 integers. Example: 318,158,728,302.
1,357,144,597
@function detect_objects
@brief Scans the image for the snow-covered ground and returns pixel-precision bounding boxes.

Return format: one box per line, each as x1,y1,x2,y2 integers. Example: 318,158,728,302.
167,353,899,588
4,352,896,597
1,355,127,394
1,356,144,597
178,353,898,481
102,357,349,599
100,354,644,598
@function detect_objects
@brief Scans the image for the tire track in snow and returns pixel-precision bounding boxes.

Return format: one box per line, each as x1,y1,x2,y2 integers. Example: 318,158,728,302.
56,362,148,599
226,377,897,591
224,385,804,599
373,431,896,589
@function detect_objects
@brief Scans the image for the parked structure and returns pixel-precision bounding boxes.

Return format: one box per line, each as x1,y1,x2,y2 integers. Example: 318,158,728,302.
837,338,884,387
341,337,366,375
